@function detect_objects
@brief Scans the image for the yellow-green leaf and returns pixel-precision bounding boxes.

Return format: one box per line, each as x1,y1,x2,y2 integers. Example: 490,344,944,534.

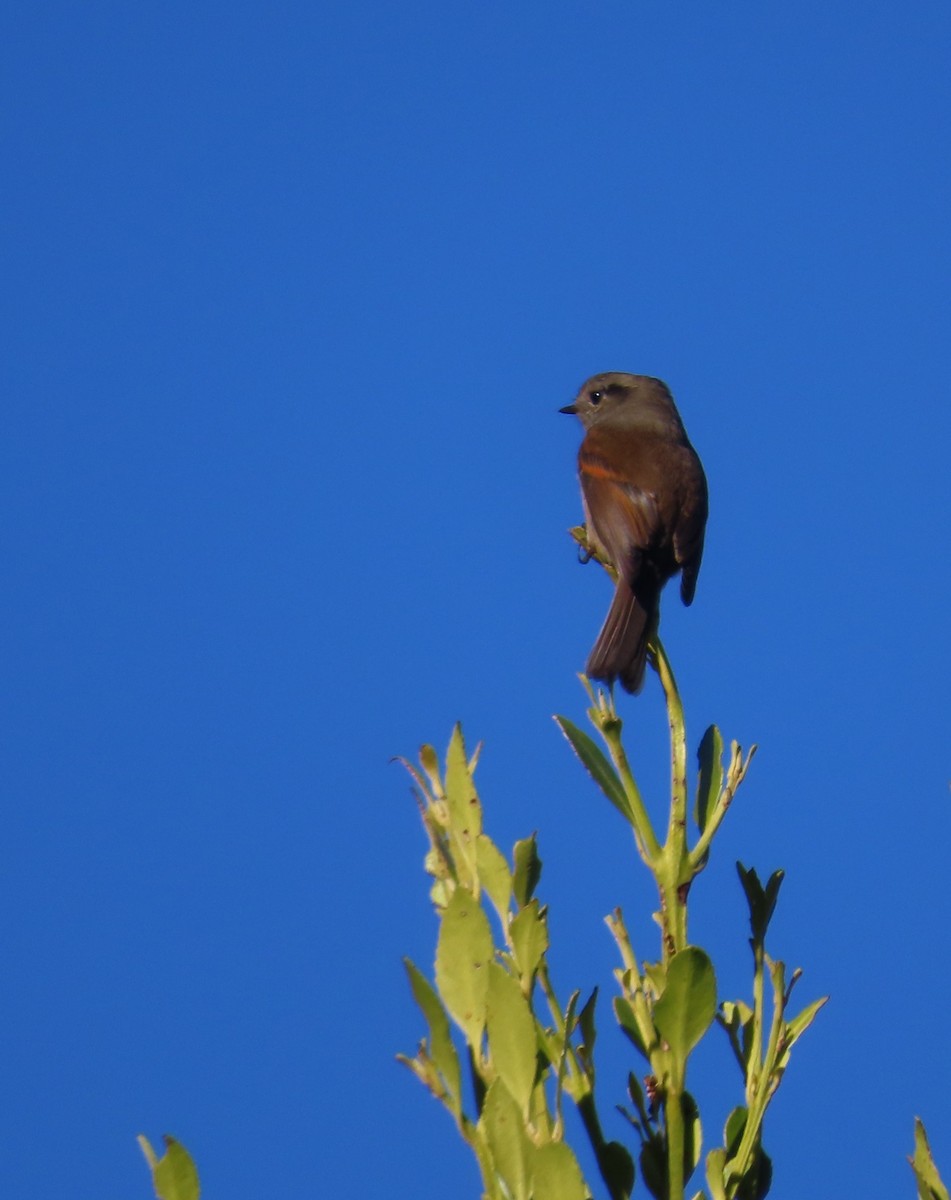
480,1079,532,1200
486,962,537,1116
137,1136,200,1200
532,1140,589,1200
418,743,442,795
911,1117,951,1200
705,1147,728,1200
510,900,548,984
445,723,482,838
785,994,828,1046
435,886,493,1046
403,958,462,1117
475,834,511,923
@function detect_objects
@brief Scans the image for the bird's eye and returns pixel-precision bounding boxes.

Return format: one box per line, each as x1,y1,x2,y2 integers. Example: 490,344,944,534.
590,391,603,405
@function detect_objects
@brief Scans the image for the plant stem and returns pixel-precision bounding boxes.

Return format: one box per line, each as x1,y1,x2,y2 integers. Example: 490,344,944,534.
653,639,688,853
652,639,690,958
666,1062,686,1200
598,710,663,865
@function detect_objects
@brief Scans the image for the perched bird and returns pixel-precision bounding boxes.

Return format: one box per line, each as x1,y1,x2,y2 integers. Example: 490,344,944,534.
560,372,708,693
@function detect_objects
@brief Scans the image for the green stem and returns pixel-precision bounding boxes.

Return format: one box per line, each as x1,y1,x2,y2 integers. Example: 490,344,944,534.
666,1061,686,1200
730,1042,776,1186
725,945,775,1193
749,943,765,1104
653,639,688,852
598,710,663,865
652,638,690,957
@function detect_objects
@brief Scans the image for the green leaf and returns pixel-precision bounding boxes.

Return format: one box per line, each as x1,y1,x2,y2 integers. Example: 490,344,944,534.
705,1147,728,1200
724,1000,755,1064
723,1106,748,1156
475,834,512,923
137,1136,200,1200
553,715,632,821
718,1001,753,1071
528,1077,554,1140
532,1141,589,1200
694,725,724,833
654,947,717,1060
402,958,462,1116
782,994,828,1056
614,996,651,1060
513,836,542,907
510,899,548,983
435,886,494,1046
486,963,538,1116
911,1117,951,1200
551,991,580,1109
479,1079,532,1200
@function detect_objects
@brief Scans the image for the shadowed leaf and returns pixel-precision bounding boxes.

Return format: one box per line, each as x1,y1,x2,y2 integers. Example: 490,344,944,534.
512,836,542,907
737,863,784,943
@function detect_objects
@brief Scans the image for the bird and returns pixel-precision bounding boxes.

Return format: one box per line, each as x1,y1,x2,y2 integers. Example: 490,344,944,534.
560,372,708,693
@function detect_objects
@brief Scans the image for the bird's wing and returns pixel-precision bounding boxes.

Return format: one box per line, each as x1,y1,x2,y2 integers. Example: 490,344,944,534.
578,446,661,584
672,447,708,606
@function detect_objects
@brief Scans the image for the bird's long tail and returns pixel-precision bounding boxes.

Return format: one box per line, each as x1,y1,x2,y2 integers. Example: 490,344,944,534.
585,578,658,694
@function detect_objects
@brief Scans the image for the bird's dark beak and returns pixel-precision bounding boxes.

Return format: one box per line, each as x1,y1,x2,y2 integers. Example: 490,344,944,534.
559,403,578,415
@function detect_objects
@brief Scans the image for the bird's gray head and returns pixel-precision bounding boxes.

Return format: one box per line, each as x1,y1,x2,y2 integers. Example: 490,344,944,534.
559,372,686,438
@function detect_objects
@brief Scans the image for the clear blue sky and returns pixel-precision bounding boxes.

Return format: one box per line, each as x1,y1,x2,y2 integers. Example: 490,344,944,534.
2,2,949,1196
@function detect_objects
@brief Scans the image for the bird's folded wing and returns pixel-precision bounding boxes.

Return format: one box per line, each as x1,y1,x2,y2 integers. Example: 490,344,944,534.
578,449,660,583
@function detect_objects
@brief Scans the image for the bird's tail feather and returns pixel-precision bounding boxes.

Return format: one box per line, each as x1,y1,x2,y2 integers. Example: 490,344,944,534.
585,580,657,694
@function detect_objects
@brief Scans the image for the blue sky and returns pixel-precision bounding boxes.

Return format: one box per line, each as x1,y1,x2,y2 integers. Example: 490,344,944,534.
2,2,950,1196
